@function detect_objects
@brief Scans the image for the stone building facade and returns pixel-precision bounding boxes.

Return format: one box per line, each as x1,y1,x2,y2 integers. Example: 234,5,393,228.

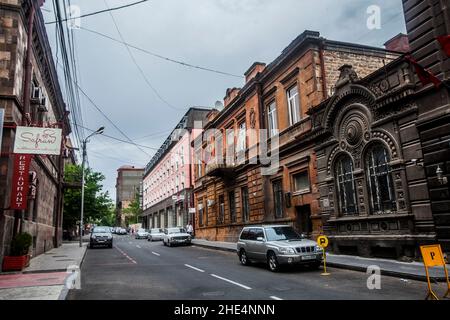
193,30,400,242
0,0,72,262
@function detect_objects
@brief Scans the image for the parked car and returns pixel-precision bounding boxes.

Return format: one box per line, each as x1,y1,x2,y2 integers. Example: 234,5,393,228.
148,228,165,242
237,225,322,272
162,227,192,247
135,228,149,239
90,226,113,249
115,228,127,235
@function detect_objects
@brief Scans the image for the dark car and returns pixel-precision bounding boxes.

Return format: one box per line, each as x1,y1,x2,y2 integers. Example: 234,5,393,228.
90,226,113,248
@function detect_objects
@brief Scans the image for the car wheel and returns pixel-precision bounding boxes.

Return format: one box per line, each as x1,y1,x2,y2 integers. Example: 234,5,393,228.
267,252,280,272
309,261,321,269
163,240,167,246
239,249,250,266
89,243,95,249
108,243,113,249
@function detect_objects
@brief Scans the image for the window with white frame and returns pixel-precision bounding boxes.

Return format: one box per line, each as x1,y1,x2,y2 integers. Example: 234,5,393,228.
267,101,278,137
293,171,310,193
287,85,300,126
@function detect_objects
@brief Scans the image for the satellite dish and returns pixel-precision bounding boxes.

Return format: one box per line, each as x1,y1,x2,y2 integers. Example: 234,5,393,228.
214,100,224,111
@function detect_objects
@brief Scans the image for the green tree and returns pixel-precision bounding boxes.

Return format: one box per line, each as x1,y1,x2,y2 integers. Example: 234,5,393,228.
122,192,142,225
63,164,114,230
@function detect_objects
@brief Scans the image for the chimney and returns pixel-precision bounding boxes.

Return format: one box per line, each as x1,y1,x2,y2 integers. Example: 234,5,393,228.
402,1,450,80
224,87,240,108
384,33,410,53
244,62,266,83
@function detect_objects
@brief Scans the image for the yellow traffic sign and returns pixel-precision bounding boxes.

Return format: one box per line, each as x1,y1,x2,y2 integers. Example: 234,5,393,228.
317,235,330,276
317,235,329,248
420,244,450,300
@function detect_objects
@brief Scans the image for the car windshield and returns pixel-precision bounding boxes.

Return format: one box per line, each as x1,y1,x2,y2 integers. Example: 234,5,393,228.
168,228,185,234
93,227,110,233
138,229,146,233
265,226,304,242
151,229,162,233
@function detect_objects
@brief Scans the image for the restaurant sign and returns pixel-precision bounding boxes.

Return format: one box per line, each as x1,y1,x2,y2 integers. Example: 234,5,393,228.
10,154,32,210
14,126,62,155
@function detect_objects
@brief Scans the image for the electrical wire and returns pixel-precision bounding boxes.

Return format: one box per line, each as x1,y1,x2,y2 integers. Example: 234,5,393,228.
45,0,149,24
78,26,244,79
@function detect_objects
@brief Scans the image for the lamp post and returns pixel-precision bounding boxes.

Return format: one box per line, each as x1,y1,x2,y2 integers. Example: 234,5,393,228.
79,126,105,247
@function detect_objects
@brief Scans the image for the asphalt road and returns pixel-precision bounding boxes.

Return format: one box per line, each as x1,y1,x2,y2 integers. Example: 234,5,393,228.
67,235,447,300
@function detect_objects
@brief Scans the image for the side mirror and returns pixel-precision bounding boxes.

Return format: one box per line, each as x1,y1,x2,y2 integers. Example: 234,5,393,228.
256,237,265,242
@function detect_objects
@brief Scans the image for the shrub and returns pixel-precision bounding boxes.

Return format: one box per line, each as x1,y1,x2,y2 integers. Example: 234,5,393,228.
10,232,32,256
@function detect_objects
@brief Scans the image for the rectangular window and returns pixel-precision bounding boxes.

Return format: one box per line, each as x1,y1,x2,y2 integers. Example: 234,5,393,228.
267,101,278,137
287,85,300,126
241,187,250,222
273,180,284,218
229,191,236,223
198,207,203,227
226,128,235,166
293,171,310,193
218,195,225,224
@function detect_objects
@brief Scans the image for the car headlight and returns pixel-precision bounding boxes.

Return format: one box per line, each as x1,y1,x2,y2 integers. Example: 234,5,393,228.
315,245,322,252
279,247,296,254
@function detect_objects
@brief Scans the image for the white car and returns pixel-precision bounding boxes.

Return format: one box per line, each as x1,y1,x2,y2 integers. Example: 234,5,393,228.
148,228,165,241
135,229,149,239
162,227,192,247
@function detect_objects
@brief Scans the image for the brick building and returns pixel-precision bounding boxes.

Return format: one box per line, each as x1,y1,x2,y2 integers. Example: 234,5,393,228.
193,30,400,242
115,166,144,227
0,0,72,262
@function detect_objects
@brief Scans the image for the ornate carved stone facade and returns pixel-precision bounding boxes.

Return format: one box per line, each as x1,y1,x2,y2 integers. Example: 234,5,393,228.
310,59,436,258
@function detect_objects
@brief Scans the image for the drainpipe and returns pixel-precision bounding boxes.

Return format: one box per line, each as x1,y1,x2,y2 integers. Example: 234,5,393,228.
319,39,328,100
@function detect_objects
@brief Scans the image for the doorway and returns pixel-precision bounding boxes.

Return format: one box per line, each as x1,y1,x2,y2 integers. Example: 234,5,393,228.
295,205,312,237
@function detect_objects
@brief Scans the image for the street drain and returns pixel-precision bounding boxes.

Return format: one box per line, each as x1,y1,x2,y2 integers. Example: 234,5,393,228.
52,255,68,258
202,291,225,297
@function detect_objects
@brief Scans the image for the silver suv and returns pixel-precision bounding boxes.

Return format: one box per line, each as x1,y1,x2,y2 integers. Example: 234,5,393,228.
237,225,322,272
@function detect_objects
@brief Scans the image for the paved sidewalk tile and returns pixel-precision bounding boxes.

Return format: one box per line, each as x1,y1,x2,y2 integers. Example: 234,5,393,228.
0,272,68,289
0,285,65,300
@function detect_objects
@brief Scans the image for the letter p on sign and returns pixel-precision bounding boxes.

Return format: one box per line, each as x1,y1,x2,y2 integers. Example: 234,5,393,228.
420,245,445,267
317,235,329,249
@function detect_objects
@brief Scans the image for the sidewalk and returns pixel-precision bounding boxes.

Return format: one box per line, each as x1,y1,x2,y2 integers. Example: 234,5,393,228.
0,242,87,300
192,239,450,282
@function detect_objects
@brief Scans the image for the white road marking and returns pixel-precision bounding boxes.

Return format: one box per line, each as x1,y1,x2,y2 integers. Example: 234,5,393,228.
184,264,205,273
270,296,283,300
210,274,251,290
152,252,160,256
136,245,141,248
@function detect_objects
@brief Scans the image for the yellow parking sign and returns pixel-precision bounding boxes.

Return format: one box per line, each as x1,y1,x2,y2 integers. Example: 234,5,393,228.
419,244,450,300
421,245,445,267
317,235,329,248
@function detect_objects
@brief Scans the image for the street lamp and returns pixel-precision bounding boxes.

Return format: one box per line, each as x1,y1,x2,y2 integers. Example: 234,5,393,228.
79,126,105,247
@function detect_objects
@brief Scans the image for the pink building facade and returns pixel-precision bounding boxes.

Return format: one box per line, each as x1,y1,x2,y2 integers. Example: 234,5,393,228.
142,108,210,229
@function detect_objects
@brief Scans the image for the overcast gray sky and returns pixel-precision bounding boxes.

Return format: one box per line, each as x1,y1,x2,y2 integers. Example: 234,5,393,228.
42,0,406,201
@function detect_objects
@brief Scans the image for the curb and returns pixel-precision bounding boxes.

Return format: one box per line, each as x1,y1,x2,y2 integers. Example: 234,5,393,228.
192,241,447,283
192,242,236,253
326,261,446,283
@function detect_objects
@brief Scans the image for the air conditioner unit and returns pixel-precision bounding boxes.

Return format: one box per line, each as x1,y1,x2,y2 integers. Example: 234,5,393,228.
37,94,48,111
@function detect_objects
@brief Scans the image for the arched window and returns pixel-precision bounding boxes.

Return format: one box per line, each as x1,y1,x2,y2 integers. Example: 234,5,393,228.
365,144,396,214
335,154,358,215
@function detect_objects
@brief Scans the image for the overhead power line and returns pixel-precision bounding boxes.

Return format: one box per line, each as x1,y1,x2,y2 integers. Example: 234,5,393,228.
79,26,244,79
103,0,181,111
45,0,149,24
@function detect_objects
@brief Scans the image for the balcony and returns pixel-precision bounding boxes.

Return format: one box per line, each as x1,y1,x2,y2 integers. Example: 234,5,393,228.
205,161,236,178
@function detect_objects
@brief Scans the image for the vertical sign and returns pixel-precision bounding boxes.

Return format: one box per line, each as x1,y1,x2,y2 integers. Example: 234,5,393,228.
10,154,32,210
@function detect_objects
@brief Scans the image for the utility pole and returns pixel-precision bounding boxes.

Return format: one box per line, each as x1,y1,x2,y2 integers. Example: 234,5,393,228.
79,126,104,247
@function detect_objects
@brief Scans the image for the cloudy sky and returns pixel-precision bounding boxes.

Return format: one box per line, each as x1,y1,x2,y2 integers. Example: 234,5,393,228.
42,0,406,200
